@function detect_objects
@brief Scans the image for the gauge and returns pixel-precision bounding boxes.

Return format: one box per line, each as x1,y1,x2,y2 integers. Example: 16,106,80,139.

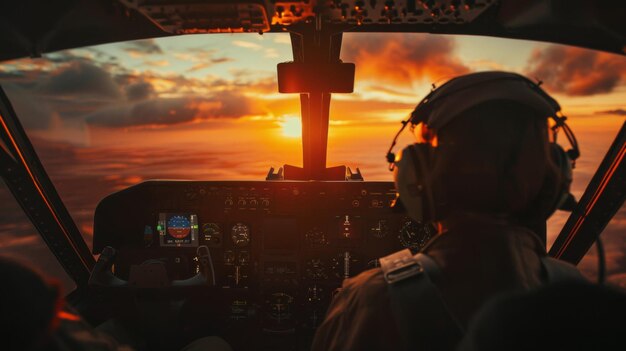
231,223,250,247
305,227,328,247
329,252,360,279
238,251,250,266
398,220,436,250
305,258,328,280
265,292,295,323
229,299,248,321
337,215,360,240
202,223,222,246
167,215,191,239
369,219,390,239
329,257,341,279
223,250,235,265
306,284,325,304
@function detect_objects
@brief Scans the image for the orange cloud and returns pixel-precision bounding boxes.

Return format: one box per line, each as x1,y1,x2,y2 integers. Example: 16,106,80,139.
85,91,260,128
526,45,626,96
341,33,469,86
595,109,626,116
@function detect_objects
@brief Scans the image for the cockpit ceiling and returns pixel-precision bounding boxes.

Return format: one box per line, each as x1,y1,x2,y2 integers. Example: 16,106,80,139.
0,0,624,62
119,1,272,34
119,0,495,33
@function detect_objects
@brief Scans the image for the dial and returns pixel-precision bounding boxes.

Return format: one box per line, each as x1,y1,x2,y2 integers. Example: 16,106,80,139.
303,285,327,328
238,251,250,266
369,219,390,239
337,215,360,240
265,292,295,323
167,215,191,239
305,258,328,280
398,220,436,250
231,223,250,247
223,250,235,265
329,252,361,279
306,284,325,304
305,227,328,247
202,223,222,246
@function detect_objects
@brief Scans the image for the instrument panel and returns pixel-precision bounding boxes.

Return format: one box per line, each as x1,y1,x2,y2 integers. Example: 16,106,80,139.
93,180,435,349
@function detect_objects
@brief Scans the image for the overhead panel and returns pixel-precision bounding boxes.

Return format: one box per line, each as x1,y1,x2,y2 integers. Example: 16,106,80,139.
119,0,270,34
270,0,496,26
118,1,497,34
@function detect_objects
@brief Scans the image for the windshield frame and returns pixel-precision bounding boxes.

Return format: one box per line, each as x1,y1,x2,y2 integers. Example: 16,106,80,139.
0,86,94,286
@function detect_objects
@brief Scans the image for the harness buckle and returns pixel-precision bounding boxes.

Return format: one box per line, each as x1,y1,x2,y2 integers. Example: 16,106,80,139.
380,249,424,284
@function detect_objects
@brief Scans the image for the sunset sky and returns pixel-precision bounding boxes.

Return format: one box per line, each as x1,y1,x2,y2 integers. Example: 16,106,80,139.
0,32,624,291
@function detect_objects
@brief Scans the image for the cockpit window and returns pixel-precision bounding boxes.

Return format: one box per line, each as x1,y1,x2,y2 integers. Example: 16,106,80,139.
578,203,626,288
0,33,624,288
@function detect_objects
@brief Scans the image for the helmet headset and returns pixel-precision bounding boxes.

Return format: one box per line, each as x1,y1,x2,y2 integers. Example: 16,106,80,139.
386,71,579,224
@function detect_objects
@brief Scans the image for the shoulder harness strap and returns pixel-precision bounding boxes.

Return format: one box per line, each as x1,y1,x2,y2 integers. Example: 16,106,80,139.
380,249,464,351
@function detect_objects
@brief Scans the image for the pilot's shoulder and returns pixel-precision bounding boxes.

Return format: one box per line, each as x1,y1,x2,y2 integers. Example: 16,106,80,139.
340,267,388,302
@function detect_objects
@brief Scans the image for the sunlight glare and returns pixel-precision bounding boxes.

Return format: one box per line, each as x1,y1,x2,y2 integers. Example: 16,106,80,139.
279,116,302,138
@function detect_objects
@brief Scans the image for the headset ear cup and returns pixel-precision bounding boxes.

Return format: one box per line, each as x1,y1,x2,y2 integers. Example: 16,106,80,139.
393,144,436,223
549,143,576,213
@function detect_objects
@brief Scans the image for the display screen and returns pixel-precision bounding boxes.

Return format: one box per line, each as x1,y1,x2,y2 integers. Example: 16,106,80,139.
158,213,199,247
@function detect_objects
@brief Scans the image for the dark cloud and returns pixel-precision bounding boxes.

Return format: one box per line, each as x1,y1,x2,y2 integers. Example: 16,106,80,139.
36,61,121,98
123,39,163,56
2,54,274,127
0,70,25,80
125,81,155,101
45,51,89,64
526,45,626,96
187,57,234,72
211,57,233,64
84,48,119,63
341,33,470,86
595,109,626,116
86,91,257,128
2,83,54,130
86,98,197,127
0,67,52,89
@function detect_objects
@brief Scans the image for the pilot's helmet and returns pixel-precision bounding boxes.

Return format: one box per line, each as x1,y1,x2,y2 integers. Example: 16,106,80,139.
391,71,578,225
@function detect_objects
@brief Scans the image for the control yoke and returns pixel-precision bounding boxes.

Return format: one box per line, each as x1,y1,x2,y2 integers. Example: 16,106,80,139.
88,246,215,289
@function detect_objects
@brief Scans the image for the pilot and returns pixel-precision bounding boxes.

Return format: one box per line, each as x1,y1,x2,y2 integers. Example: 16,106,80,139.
311,71,584,351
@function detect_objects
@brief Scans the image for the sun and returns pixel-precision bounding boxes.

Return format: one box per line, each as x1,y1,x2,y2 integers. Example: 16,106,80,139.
278,116,302,138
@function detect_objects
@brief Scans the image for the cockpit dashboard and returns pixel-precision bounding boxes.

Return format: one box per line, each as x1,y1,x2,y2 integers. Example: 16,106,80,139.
93,180,435,349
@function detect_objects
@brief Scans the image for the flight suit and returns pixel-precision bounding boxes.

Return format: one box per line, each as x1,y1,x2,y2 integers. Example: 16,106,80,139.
311,213,549,351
